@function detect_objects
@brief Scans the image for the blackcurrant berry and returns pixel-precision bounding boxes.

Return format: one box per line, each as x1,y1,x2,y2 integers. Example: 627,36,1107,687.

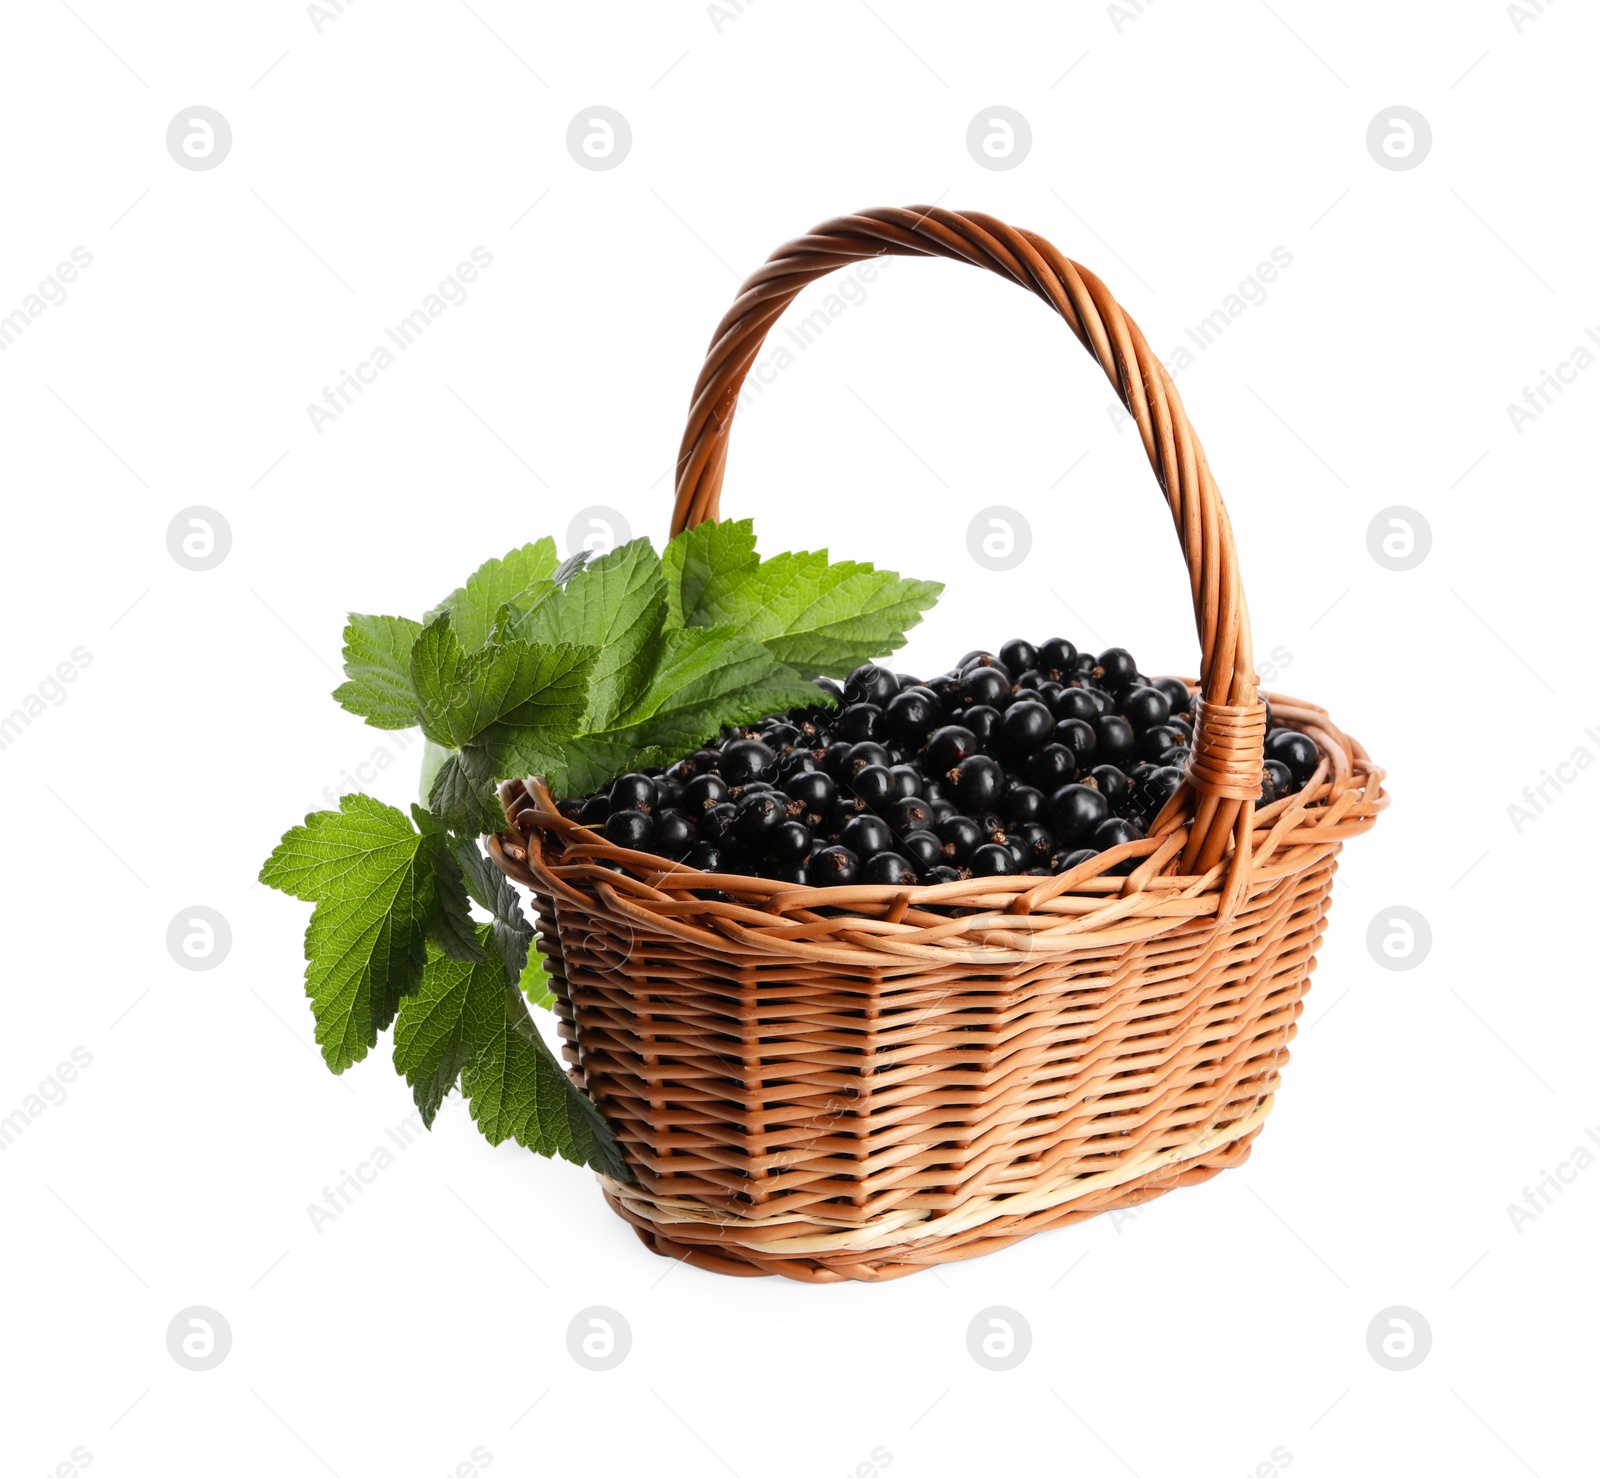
821,741,854,779
1093,647,1139,692
1001,699,1054,749
785,770,836,813
963,705,1003,745
851,764,895,808
1048,784,1110,845
685,842,723,873
960,666,1011,708
1050,687,1099,724
841,814,894,859
843,741,892,775
734,791,785,846
885,688,940,745
889,795,934,834
813,845,860,886
886,763,923,799
969,843,1017,877
771,820,813,861
836,703,885,743
1051,847,1099,873
936,814,983,863
720,739,777,786
1037,637,1077,679
844,663,899,707
700,803,738,843
654,809,697,858
972,810,1007,843
682,773,730,814
776,749,817,781
1134,765,1184,818
924,865,962,885
1262,757,1295,803
579,795,611,825
954,754,1006,811
925,725,980,774
1088,765,1131,806
824,795,867,834
900,829,943,871
1093,714,1136,767
999,638,1039,675
556,798,586,822
1092,817,1141,852
1137,723,1188,763
1014,822,1054,865
1027,744,1077,791
1120,685,1172,731
1005,785,1045,824
1054,717,1097,763
770,861,811,885
604,809,655,850
1152,676,1191,715
1264,729,1319,786
610,772,656,813
864,852,917,885
762,721,803,749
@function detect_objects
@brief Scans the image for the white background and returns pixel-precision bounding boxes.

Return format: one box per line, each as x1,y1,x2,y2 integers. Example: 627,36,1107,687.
2,2,1595,1474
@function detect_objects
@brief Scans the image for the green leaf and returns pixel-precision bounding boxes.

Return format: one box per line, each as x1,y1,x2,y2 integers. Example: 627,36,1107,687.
392,930,506,1126
549,626,820,797
520,951,556,1012
427,538,560,650
409,614,597,755
426,746,506,835
516,538,670,733
662,518,758,628
259,795,437,1072
461,980,630,1179
413,806,484,965
333,614,423,729
664,518,942,679
448,833,534,988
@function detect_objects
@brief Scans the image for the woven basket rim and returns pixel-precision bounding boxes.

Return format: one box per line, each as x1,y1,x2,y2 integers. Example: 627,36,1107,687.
488,681,1385,964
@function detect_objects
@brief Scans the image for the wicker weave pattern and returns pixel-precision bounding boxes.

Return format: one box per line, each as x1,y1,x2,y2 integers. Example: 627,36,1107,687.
491,690,1380,1282
486,208,1387,1281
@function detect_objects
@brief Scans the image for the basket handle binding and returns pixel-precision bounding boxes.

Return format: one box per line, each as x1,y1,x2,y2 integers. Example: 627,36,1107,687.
671,206,1265,882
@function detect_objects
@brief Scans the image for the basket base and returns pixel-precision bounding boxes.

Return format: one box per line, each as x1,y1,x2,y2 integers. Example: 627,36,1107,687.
602,1127,1259,1284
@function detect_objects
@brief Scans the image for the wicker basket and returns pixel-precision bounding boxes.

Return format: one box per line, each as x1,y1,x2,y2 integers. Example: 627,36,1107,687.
487,206,1386,1283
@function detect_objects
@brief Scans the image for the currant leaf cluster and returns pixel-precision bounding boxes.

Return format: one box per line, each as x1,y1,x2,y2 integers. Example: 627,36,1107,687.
259,521,942,1175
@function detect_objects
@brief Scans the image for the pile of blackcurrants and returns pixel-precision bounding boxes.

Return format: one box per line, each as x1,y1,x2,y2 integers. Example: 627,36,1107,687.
556,638,1322,889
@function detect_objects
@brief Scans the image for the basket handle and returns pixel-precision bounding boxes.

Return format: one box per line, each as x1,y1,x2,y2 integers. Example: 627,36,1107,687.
670,206,1264,878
